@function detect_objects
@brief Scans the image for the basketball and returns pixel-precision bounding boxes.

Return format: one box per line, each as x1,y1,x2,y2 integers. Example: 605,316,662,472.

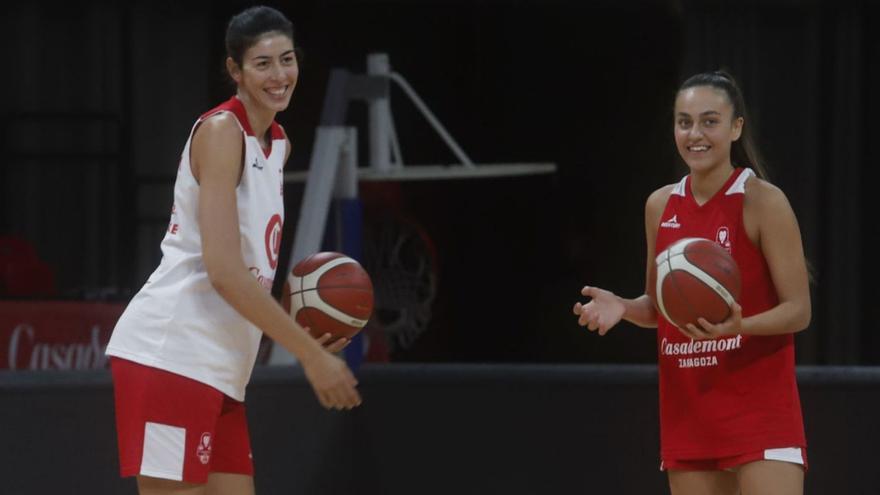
283,252,374,342
654,237,741,329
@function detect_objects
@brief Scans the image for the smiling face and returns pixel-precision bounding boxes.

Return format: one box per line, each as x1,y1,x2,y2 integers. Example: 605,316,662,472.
673,86,743,174
227,32,298,114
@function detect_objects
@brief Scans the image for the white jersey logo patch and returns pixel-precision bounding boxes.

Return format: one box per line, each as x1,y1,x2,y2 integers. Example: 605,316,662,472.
661,214,681,229
265,214,283,269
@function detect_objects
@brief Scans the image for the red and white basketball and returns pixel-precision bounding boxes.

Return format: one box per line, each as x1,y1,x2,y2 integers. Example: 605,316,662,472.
284,252,374,342
654,238,741,329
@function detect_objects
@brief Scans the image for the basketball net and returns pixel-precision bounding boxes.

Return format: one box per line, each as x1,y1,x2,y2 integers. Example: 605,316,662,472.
361,204,437,354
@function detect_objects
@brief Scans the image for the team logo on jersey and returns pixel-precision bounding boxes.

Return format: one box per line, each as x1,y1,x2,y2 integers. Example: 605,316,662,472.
661,335,743,369
197,432,212,465
249,266,274,290
252,158,264,170
660,214,681,229
265,214,283,269
167,204,180,235
716,226,732,252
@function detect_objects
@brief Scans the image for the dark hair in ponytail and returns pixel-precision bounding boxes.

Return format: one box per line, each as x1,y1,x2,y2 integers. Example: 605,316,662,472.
225,6,295,67
678,70,769,180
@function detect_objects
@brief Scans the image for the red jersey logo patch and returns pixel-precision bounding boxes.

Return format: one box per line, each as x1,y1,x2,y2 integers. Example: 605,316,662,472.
716,226,731,252
197,432,212,465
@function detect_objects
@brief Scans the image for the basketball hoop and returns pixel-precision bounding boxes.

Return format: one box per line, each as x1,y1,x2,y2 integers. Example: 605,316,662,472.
268,53,556,365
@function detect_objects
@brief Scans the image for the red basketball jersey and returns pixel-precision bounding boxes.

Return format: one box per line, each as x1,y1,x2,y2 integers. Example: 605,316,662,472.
655,168,806,460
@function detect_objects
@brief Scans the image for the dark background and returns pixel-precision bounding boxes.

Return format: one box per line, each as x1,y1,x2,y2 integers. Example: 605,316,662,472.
2,0,878,365
3,2,879,494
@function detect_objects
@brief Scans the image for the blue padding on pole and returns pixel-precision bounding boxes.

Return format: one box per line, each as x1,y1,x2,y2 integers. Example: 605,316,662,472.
337,198,362,256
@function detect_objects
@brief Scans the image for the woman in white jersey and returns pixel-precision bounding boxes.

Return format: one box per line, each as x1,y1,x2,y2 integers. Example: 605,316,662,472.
106,7,360,494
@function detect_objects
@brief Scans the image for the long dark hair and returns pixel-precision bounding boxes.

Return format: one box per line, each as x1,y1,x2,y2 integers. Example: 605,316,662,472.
678,70,769,180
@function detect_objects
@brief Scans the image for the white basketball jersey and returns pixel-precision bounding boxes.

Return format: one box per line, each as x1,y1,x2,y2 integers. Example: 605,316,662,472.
107,97,286,401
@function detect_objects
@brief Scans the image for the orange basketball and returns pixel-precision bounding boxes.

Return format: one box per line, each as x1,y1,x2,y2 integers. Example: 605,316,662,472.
284,252,374,342
655,238,741,329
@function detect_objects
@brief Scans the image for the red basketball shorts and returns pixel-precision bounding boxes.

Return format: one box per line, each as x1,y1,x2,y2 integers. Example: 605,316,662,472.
661,447,808,472
110,357,254,483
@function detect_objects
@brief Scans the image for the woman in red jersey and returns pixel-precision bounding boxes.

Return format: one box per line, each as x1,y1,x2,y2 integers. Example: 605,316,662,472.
107,6,360,495
573,71,810,495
